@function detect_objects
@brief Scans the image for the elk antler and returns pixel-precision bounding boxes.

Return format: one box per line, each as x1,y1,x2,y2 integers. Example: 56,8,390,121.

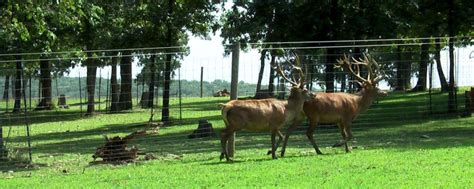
336,54,369,85
337,54,385,86
272,51,305,88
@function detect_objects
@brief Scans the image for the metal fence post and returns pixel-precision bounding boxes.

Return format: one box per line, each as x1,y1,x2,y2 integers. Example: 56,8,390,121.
228,42,240,158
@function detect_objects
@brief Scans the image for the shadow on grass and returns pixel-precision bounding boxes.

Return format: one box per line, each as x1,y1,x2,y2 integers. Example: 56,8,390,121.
0,158,48,173
0,110,85,127
26,115,474,157
8,114,222,144
2,91,473,172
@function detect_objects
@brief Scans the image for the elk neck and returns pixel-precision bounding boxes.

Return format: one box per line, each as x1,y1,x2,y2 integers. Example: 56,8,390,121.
355,87,378,113
286,90,306,111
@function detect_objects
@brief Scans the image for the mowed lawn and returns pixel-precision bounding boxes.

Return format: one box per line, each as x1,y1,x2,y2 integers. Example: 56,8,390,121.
1,91,473,188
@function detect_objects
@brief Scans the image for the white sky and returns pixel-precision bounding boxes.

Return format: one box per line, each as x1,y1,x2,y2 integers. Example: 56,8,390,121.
67,39,474,90
67,31,265,84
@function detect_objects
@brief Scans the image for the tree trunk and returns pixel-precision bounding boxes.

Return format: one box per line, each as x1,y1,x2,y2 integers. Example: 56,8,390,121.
0,125,3,158
256,50,267,95
148,55,156,108
435,38,449,92
86,52,97,115
119,52,133,111
162,0,175,123
411,42,429,92
3,75,9,100
13,57,22,113
395,46,404,91
110,55,120,112
325,0,339,93
447,0,456,113
0,76,4,154
162,53,172,122
268,54,276,96
36,58,53,110
325,48,335,93
394,46,411,91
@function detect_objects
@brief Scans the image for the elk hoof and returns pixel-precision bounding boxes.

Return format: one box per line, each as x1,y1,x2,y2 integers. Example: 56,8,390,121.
219,153,226,161
345,147,353,153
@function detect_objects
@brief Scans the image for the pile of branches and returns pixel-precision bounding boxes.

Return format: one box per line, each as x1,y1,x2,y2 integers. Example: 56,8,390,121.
92,130,146,163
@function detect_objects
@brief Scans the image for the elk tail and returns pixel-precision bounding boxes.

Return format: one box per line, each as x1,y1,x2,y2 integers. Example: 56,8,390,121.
218,103,230,128
217,103,226,109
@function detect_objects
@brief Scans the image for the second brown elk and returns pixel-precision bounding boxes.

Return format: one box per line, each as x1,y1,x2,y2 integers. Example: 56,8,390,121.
218,54,311,161
280,54,386,156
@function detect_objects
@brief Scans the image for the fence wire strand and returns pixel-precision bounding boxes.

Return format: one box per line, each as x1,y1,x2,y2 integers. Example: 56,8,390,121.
0,40,473,173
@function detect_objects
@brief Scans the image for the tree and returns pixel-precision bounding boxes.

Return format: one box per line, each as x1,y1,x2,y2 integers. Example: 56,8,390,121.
160,0,217,122
221,1,292,97
76,1,105,115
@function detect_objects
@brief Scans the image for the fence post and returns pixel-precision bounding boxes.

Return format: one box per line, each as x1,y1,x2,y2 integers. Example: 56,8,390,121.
79,72,83,116
200,66,204,98
98,68,102,111
228,42,240,158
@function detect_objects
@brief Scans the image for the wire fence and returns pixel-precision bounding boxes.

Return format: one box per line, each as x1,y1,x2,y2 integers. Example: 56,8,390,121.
0,38,473,173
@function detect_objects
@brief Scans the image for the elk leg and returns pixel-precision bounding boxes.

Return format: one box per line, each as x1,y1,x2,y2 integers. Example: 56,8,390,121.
267,131,284,155
334,122,353,153
271,129,278,159
343,125,353,153
280,121,300,157
220,128,231,161
306,121,323,155
333,123,347,147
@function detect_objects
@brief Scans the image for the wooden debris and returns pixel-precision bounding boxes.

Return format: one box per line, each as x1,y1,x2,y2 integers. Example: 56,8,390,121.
92,130,146,163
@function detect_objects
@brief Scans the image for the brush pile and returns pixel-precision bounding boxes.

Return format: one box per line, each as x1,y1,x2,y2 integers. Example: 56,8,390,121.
92,130,146,163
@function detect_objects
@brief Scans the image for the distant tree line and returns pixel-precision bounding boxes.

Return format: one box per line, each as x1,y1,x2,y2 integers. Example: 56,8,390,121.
0,77,261,99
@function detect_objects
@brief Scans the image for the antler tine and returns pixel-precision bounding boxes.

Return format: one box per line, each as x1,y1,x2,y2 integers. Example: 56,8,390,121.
364,54,385,84
370,56,386,83
285,51,305,87
272,59,299,87
292,52,306,88
337,54,368,84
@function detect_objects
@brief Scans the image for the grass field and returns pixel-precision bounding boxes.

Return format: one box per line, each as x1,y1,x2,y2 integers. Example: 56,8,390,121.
1,90,473,188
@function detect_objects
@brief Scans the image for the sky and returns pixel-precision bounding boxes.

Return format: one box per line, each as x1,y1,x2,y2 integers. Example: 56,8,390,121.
67,31,264,84
67,36,474,91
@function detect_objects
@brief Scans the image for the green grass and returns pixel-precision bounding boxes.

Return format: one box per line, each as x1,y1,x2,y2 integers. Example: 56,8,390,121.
1,91,474,188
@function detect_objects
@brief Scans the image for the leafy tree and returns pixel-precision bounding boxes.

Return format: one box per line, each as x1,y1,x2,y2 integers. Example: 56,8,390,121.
159,0,218,122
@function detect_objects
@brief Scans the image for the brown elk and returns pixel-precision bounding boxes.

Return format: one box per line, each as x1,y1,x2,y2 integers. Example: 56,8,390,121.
219,54,311,161
280,54,385,156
